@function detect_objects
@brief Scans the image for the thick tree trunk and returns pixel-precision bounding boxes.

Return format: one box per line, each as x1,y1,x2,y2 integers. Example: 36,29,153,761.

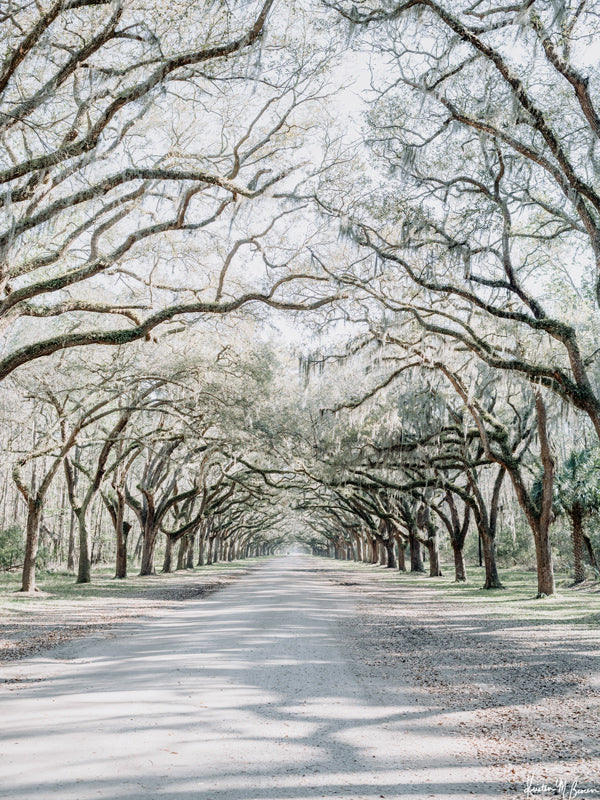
76,513,91,584
197,533,205,566
20,502,42,593
175,536,188,570
163,536,175,573
532,391,556,598
67,510,76,572
409,533,425,573
395,535,406,571
426,536,442,577
452,540,467,582
186,534,196,568
139,523,157,576
534,524,556,596
480,529,504,589
570,504,586,584
115,521,130,580
385,538,396,568
213,535,221,564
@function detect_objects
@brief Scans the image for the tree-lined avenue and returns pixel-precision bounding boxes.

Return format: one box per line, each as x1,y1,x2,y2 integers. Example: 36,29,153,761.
0,557,501,800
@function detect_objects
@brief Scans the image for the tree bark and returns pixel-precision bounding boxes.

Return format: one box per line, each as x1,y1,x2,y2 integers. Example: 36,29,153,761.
480,529,504,589
452,540,467,582
115,521,130,580
409,533,425,572
20,501,42,593
532,391,556,597
76,513,91,584
425,532,442,577
570,503,586,584
67,510,76,572
139,521,158,576
395,535,406,571
186,534,196,568
163,536,175,573
385,537,396,568
583,532,599,572
197,532,205,566
533,525,556,596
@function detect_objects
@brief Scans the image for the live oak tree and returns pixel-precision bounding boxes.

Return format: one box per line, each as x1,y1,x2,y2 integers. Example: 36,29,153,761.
321,0,600,446
63,376,168,583
0,0,338,383
10,369,134,591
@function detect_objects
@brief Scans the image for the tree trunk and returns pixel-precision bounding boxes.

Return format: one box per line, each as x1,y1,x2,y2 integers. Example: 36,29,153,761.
583,532,599,572
197,532,205,566
533,524,556,597
20,501,42,593
426,536,443,577
76,513,91,584
115,521,130,580
139,522,157,576
409,533,425,573
67,510,76,572
452,540,467,582
385,537,396,568
532,391,556,598
570,504,586,584
163,536,175,573
480,529,504,589
395,535,406,571
186,534,196,568
175,536,188,570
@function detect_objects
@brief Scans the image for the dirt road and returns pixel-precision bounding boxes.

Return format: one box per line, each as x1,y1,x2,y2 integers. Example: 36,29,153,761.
0,557,525,799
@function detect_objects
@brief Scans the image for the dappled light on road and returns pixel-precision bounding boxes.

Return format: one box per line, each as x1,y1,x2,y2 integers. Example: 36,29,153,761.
0,557,508,800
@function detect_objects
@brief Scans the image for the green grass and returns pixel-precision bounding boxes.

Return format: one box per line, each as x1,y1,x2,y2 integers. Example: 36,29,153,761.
320,558,600,628
0,558,267,610
2,556,598,630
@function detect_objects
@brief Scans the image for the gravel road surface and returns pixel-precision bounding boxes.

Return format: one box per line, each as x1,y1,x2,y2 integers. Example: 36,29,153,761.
0,557,512,800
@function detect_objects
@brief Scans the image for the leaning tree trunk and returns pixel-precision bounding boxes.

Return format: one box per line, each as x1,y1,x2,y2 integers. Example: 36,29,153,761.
583,533,599,572
570,503,586,584
20,501,43,593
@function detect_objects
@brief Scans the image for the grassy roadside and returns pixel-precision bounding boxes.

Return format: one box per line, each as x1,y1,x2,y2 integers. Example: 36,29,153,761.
0,558,268,663
0,557,266,606
317,557,600,627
